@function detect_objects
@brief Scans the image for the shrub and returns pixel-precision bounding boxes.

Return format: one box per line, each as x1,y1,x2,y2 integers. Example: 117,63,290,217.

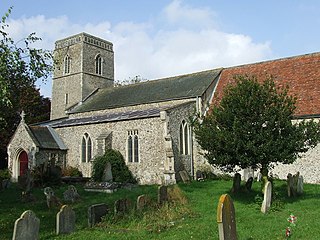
0,169,11,179
62,166,83,177
92,149,136,183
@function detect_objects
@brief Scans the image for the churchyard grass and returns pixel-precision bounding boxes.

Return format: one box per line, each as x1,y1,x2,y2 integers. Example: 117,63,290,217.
1,179,320,239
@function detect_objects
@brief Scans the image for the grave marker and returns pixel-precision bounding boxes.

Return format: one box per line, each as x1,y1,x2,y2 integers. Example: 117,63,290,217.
56,205,76,235
12,210,40,240
137,195,150,211
297,175,304,195
114,198,132,214
88,203,109,227
158,185,168,205
261,181,272,214
179,170,191,183
231,173,241,193
217,194,237,240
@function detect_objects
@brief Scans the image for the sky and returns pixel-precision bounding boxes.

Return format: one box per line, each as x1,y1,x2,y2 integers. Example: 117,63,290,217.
2,0,320,97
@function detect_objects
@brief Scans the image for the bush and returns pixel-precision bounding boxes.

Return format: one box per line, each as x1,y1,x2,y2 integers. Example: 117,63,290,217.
62,166,83,177
0,169,11,179
92,149,136,183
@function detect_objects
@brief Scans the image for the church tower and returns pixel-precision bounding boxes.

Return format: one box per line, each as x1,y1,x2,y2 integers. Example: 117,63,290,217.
51,33,114,119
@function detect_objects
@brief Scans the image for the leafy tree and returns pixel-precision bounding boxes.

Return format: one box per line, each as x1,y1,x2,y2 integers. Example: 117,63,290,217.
0,8,52,168
193,75,320,177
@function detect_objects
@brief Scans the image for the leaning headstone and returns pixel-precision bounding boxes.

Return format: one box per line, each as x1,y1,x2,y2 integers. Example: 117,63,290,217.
158,185,168,205
56,205,75,235
12,210,40,240
88,203,109,227
179,170,191,183
297,175,304,195
114,198,132,214
63,185,80,203
261,181,272,214
102,162,113,182
231,173,241,194
245,177,253,192
137,195,150,211
217,194,237,240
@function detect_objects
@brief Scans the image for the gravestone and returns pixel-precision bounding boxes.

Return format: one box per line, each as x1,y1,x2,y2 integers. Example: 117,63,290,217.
242,168,254,181
231,173,241,194
102,162,113,182
297,175,304,195
88,203,109,227
217,194,237,240
12,210,40,240
56,205,75,235
114,198,132,214
63,185,80,203
44,187,61,208
179,170,191,183
261,181,272,214
287,173,295,197
256,172,262,182
137,195,150,211
245,177,253,192
196,170,205,181
158,185,168,205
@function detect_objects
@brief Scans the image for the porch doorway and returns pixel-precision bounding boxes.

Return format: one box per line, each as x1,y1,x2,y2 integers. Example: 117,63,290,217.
19,151,28,176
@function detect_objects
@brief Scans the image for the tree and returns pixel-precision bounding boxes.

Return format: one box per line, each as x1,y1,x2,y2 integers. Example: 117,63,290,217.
193,75,320,177
0,8,52,168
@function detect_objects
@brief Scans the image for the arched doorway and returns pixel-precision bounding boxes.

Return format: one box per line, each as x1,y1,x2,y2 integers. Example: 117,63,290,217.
18,151,28,176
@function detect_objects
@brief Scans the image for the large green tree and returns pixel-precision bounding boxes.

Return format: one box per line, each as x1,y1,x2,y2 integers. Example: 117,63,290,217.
193,75,320,177
0,8,52,168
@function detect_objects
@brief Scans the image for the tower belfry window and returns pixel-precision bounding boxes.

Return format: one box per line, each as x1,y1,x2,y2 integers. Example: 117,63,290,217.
95,54,102,75
64,55,71,74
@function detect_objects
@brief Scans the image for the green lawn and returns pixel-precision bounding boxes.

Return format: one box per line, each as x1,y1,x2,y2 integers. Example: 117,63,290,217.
1,179,320,239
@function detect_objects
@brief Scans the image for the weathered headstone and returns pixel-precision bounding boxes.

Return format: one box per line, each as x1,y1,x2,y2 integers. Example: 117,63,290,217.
179,170,191,183
137,195,150,211
63,185,80,203
245,177,253,192
261,181,272,214
88,203,109,227
231,173,241,194
287,173,295,197
44,187,61,208
56,205,76,235
12,210,40,240
102,162,113,182
217,194,237,240
242,168,254,182
158,185,168,205
297,175,304,195
114,198,132,214
256,172,262,182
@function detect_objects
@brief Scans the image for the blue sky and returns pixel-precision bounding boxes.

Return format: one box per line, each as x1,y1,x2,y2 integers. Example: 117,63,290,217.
2,0,320,97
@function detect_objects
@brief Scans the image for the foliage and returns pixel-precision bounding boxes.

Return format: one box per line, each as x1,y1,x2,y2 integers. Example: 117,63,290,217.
31,164,61,187
0,8,52,168
114,75,147,86
193,75,320,176
0,168,11,179
62,166,83,177
92,149,136,183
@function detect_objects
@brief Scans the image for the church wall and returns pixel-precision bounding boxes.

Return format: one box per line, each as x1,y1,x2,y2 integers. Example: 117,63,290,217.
166,102,195,178
54,116,166,184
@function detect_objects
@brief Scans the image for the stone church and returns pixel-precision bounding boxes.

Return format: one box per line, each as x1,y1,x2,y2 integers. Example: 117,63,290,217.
7,32,320,184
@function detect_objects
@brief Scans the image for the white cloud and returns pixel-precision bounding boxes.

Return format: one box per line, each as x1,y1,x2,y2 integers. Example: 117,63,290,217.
4,0,273,97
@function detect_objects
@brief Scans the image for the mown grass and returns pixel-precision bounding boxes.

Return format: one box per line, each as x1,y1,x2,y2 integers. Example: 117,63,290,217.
1,179,320,239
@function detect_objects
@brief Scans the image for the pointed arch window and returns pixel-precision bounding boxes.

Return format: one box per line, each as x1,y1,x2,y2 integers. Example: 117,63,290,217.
64,55,71,74
81,133,92,163
95,54,103,75
127,130,139,163
180,120,190,155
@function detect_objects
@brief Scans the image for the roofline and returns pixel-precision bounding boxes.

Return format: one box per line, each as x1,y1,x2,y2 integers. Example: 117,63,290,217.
225,52,320,71
293,113,320,120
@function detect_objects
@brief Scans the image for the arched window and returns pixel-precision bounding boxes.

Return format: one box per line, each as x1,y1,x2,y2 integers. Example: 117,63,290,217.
95,54,102,75
180,120,190,155
81,133,92,163
64,55,71,74
127,130,139,163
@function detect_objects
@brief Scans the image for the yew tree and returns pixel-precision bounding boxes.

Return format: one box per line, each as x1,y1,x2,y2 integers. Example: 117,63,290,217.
193,75,320,177
0,8,52,168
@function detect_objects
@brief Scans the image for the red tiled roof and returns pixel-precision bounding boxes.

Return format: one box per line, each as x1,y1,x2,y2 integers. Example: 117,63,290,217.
213,52,320,116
